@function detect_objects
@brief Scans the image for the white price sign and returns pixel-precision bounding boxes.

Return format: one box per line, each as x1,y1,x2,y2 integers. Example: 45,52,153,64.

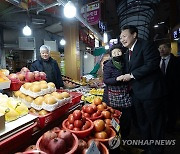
86,140,100,154
111,118,120,133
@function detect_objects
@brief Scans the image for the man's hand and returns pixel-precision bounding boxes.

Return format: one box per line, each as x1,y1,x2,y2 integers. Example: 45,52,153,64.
116,75,124,81
122,74,131,81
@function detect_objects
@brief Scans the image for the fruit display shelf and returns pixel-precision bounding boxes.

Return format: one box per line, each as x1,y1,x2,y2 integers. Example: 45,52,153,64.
35,102,71,128
0,114,37,153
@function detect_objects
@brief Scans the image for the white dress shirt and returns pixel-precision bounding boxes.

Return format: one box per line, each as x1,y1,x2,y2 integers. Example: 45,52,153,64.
160,55,170,74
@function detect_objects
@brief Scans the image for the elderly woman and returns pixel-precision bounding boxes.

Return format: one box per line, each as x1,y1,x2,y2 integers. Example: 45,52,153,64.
103,44,132,139
30,45,64,89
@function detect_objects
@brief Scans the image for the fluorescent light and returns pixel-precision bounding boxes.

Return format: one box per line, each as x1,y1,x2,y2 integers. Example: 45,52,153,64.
64,1,76,18
154,25,159,28
22,25,32,36
60,39,66,46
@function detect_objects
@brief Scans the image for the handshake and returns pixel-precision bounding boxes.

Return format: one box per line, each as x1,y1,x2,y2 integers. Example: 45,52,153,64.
116,74,134,82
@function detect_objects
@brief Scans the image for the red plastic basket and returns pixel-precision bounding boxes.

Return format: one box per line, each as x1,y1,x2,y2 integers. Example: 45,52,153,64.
0,122,37,154
36,103,70,128
9,81,23,91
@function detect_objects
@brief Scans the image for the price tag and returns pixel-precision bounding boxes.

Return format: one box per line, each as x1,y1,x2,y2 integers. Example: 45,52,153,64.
86,140,100,154
111,118,120,133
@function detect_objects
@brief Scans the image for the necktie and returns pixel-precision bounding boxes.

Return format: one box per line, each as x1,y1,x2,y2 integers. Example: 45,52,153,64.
161,58,166,74
129,50,132,60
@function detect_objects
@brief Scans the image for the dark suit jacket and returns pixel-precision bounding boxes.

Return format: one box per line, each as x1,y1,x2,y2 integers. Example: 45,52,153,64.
126,39,167,100
164,53,180,96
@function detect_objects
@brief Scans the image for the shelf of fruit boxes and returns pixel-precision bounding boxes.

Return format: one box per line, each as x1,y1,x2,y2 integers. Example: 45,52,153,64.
35,102,71,128
30,90,82,128
0,114,37,153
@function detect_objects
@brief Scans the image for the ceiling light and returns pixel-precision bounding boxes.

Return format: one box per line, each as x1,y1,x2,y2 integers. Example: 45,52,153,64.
22,25,32,36
154,25,159,28
84,52,88,59
105,45,109,50
60,39,66,46
64,1,76,18
103,32,108,43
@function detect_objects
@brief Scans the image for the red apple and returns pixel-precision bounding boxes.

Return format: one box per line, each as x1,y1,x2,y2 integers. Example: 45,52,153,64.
34,71,41,81
25,72,35,82
41,131,57,147
47,138,66,154
39,72,46,80
77,139,88,152
52,127,61,133
17,73,25,81
74,120,83,128
21,67,30,74
58,130,73,148
73,110,82,120
8,73,20,82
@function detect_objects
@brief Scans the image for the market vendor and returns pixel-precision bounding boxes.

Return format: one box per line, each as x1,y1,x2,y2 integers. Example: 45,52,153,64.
30,45,64,89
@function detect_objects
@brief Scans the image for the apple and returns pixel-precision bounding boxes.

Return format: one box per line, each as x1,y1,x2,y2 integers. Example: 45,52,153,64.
83,112,90,118
85,105,94,114
95,131,108,139
47,138,66,154
21,67,30,74
102,111,111,119
67,124,74,130
25,145,37,151
82,148,88,154
52,127,61,133
77,139,88,152
8,73,20,82
25,72,35,82
68,114,75,124
94,97,102,105
34,71,41,81
41,131,57,147
17,73,25,81
90,104,97,112
104,124,111,136
39,72,46,80
73,110,82,120
93,119,105,132
74,120,83,128
58,130,73,148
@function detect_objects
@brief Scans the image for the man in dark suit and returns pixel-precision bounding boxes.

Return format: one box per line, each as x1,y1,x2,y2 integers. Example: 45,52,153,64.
119,25,167,154
158,42,180,132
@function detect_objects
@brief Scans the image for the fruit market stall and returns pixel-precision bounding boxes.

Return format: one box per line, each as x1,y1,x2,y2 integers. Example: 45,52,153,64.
13,96,121,154
0,67,122,154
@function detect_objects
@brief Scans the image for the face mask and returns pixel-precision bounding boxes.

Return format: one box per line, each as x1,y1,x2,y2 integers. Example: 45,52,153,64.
113,56,123,62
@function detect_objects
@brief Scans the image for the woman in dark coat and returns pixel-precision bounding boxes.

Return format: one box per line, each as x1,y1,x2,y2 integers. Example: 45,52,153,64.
30,45,64,89
103,44,132,139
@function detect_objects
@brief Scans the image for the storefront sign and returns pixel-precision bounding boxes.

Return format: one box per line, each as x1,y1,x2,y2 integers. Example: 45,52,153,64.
81,1,101,25
173,28,180,40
